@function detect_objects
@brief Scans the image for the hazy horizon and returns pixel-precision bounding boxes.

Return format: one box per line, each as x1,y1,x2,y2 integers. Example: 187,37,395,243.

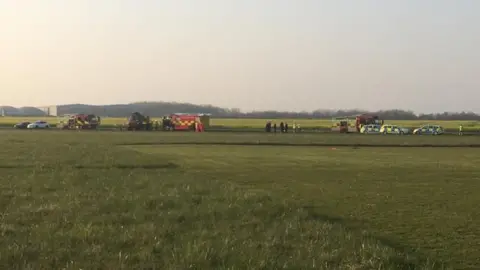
1,0,479,113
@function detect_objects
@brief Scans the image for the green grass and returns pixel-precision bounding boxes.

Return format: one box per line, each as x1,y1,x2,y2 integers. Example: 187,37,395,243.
2,131,480,269
2,116,479,130
211,118,480,130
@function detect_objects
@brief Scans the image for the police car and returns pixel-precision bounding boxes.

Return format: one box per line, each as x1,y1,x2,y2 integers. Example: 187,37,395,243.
380,124,410,135
360,124,382,134
413,125,444,135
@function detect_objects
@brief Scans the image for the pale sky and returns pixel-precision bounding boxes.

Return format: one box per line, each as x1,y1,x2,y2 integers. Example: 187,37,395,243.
1,0,479,113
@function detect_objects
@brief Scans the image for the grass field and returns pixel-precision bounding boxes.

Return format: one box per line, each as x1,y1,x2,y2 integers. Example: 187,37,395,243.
210,118,480,130
2,131,480,269
1,116,480,130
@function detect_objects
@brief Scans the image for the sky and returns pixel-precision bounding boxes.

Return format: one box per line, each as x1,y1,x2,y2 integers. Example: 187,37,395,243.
1,0,479,113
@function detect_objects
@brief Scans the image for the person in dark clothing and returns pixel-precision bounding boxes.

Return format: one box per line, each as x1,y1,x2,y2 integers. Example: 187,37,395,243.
280,122,284,133
285,123,289,133
273,123,277,133
265,122,271,132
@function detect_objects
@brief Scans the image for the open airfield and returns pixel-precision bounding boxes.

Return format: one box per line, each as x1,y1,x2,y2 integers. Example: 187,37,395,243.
1,130,480,269
1,116,480,132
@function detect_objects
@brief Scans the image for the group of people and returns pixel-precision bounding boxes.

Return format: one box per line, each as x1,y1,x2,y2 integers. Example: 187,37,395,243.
151,117,176,131
265,121,301,133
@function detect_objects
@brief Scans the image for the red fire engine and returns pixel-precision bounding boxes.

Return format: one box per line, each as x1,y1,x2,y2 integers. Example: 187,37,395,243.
168,113,210,131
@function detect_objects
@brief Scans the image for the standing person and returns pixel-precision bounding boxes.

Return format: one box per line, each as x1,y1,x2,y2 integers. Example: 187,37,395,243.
285,123,289,133
273,123,277,133
162,117,167,130
297,123,301,132
459,125,463,136
293,122,297,133
280,122,284,133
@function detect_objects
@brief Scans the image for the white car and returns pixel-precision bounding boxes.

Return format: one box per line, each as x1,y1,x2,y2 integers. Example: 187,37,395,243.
27,121,50,129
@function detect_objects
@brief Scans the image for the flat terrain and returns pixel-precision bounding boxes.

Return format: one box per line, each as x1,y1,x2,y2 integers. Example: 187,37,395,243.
2,116,480,130
209,118,480,130
1,131,480,269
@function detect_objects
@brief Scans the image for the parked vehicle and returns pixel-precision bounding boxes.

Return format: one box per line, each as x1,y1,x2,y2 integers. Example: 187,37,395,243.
331,117,356,133
356,114,383,132
27,121,50,129
380,124,410,135
360,124,382,134
413,125,444,135
14,121,31,129
57,114,100,130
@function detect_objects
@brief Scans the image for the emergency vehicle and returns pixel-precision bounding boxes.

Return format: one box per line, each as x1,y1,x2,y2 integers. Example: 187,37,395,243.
380,124,410,135
168,113,210,131
413,125,444,135
360,124,382,134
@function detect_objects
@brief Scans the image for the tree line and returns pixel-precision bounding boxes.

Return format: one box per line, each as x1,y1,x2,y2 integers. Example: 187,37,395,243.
3,102,480,120
54,102,480,121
